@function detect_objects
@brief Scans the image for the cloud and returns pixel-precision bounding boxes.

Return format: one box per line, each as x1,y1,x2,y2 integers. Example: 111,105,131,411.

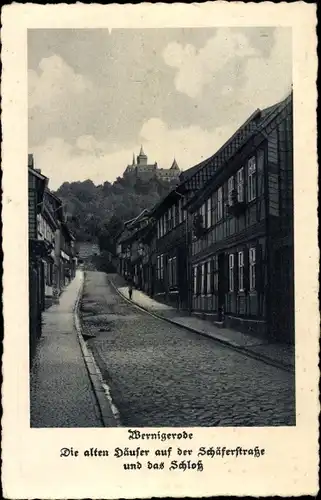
162,28,257,98
28,54,93,110
162,27,291,104
139,118,233,169
31,119,235,190
240,28,292,108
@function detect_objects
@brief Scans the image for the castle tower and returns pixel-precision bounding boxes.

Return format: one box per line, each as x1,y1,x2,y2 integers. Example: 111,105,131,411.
132,153,136,166
170,158,180,170
137,145,148,165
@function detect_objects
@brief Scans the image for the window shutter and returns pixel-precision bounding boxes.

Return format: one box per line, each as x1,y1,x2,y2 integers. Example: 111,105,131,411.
256,243,263,293
244,247,250,291
234,251,239,292
210,259,215,294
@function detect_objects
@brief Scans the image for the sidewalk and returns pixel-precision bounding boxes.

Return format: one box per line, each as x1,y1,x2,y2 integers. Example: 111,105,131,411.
30,270,104,427
109,274,294,372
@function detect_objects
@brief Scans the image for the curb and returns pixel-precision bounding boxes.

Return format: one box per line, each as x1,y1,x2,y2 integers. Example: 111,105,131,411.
109,279,294,374
74,272,119,427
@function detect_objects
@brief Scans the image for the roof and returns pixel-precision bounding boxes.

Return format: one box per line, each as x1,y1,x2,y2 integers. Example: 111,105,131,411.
45,189,63,205
28,166,48,183
138,145,147,158
43,204,59,230
186,92,293,212
124,208,149,228
170,158,180,170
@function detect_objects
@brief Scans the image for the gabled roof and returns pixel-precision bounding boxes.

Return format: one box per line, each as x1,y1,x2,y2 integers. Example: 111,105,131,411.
124,208,149,228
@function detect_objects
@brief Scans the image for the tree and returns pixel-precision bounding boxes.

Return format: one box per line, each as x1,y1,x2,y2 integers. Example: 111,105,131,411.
54,170,173,245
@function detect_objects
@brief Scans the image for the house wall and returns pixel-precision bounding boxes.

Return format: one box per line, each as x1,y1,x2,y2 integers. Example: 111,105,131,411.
190,141,269,337
267,102,294,343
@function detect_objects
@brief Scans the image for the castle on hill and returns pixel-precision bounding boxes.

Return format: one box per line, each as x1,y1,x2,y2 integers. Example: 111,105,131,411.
124,146,181,183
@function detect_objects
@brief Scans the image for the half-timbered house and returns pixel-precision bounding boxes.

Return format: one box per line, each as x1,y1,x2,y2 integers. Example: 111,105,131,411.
149,151,228,309
186,93,293,343
116,209,152,289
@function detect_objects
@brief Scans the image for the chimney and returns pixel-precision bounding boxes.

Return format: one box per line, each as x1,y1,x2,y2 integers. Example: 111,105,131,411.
28,153,34,168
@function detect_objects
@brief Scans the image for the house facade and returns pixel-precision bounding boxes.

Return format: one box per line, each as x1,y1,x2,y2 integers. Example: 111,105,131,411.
28,157,48,361
116,209,151,288
187,93,293,343
36,204,58,308
28,154,78,363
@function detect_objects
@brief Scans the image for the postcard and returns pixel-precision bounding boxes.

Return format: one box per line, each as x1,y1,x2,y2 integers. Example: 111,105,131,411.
1,2,319,498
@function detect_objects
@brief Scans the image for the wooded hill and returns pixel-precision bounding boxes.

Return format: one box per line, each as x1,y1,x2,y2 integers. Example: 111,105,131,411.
55,174,177,254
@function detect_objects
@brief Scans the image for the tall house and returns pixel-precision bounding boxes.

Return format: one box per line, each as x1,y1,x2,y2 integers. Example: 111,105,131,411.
187,93,294,343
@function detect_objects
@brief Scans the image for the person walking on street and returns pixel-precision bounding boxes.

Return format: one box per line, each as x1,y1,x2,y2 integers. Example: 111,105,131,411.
128,284,133,300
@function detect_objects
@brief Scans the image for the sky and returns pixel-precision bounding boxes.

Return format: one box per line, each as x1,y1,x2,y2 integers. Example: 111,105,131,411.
28,27,292,190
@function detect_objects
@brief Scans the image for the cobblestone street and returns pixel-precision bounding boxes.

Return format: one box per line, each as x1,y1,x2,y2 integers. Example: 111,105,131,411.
81,271,295,427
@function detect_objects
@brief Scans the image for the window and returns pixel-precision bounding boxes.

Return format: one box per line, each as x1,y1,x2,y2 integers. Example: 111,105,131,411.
201,203,206,227
178,198,182,224
168,258,172,286
168,208,173,231
229,254,234,292
237,168,244,202
201,263,205,295
157,255,163,280
173,205,176,227
160,254,164,280
170,257,177,287
157,220,160,239
206,198,212,229
211,192,217,225
211,257,218,293
196,265,202,295
206,260,211,294
238,251,244,291
217,187,223,220
164,213,167,234
193,266,197,295
247,157,257,201
249,247,256,291
228,177,234,206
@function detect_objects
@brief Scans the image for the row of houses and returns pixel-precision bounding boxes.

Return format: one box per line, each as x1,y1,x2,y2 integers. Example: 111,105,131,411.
28,154,78,362
116,92,294,344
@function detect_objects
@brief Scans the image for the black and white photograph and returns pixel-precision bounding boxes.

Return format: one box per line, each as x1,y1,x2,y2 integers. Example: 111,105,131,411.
2,2,318,498
28,25,295,428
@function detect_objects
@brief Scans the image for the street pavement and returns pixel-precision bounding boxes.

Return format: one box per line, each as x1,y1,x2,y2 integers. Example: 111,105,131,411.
30,271,103,427
81,271,296,427
110,274,294,370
